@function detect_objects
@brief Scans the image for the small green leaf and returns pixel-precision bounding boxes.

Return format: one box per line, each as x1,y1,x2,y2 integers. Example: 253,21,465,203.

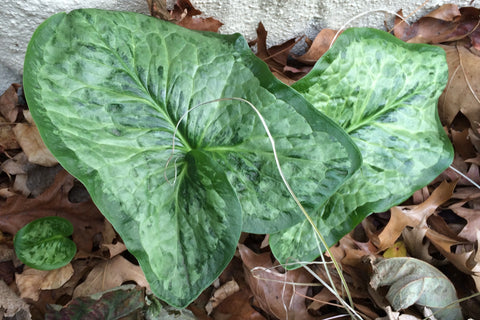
271,28,453,265
370,257,462,320
14,216,76,270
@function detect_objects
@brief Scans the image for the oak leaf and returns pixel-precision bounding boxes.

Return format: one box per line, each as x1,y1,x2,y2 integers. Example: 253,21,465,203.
449,206,480,242
425,228,479,274
374,180,457,250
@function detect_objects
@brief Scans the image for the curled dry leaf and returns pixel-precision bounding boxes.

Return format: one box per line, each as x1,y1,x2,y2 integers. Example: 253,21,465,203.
12,110,57,167
439,45,480,129
16,264,74,301
73,255,150,298
425,228,480,275
238,244,315,320
294,29,338,64
205,279,240,314
370,257,462,320
0,83,22,122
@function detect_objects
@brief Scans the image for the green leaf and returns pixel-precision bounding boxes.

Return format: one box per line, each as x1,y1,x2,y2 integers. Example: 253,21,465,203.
14,216,76,270
370,257,462,320
271,28,453,265
23,9,360,307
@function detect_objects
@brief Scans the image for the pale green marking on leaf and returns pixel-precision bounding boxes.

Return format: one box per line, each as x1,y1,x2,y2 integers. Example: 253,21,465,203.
23,9,360,307
14,216,76,270
270,28,453,266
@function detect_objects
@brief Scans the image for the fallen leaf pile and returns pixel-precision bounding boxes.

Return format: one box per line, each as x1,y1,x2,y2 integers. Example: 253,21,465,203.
1,2,480,319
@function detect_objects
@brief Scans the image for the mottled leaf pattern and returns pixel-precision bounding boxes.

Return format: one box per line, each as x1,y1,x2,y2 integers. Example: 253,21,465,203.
271,28,453,265
23,9,359,306
14,217,76,270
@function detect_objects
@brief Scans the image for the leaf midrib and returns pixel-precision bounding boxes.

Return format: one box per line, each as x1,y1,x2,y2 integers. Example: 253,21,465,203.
81,13,192,151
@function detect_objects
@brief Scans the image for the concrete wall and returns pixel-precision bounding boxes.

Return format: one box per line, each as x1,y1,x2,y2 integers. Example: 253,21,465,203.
0,0,474,93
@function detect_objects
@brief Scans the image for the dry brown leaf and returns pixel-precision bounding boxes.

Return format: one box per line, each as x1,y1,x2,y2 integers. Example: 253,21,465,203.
469,128,480,152
0,280,31,319
252,22,301,84
0,170,105,253
1,152,28,176
424,4,461,21
238,244,315,320
146,0,171,21
441,156,480,187
402,227,441,265
373,181,457,250
452,128,477,160
12,111,57,167
0,115,19,151
294,29,338,64
211,288,266,320
100,242,127,259
307,286,337,311
426,228,480,275
450,206,480,242
0,83,22,123
205,279,240,314
170,0,223,32
394,6,480,45
73,255,150,298
16,264,74,301
439,44,480,129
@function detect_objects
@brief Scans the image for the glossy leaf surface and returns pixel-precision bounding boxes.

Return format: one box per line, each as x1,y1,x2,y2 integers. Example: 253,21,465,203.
271,28,453,265
23,9,360,306
14,216,76,270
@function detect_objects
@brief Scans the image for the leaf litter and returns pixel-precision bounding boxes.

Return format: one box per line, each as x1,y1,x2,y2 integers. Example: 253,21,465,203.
1,1,480,319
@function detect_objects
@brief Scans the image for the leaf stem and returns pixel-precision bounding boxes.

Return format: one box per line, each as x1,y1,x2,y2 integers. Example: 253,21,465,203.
167,97,359,318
